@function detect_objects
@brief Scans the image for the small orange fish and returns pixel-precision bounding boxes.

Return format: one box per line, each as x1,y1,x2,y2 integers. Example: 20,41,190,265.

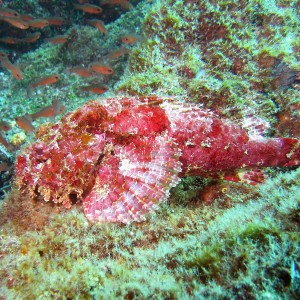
0,162,11,172
0,7,19,17
52,99,66,118
0,121,11,131
0,132,12,150
19,14,34,21
46,16,64,26
0,16,29,29
31,106,54,120
18,32,41,43
31,99,65,120
30,74,60,89
73,3,103,14
89,63,114,75
80,84,108,94
86,19,107,34
28,18,49,28
68,67,94,77
0,51,8,60
121,34,139,44
0,36,20,44
15,115,35,132
45,35,68,44
106,47,130,60
1,58,23,80
100,0,133,10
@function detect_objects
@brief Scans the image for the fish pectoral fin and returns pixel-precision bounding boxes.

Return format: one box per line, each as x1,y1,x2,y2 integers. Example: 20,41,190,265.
222,168,268,186
82,134,182,223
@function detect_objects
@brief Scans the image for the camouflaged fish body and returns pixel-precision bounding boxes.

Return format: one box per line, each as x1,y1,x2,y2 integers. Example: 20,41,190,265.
15,97,300,223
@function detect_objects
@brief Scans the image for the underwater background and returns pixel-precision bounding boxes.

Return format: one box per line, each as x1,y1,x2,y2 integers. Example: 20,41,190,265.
0,0,299,299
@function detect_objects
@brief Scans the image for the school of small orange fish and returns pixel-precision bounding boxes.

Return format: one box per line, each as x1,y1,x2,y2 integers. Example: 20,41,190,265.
0,0,136,157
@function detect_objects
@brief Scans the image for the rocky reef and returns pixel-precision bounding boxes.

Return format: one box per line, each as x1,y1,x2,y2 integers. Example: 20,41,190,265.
0,0,299,298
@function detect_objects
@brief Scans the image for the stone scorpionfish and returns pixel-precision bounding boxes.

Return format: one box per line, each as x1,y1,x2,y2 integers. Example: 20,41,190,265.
15,97,300,223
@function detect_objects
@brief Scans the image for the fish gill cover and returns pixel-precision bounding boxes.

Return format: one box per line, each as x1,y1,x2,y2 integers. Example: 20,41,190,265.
0,0,299,299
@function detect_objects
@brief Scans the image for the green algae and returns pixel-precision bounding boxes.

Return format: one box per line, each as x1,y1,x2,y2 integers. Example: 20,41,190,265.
1,168,299,299
117,0,300,125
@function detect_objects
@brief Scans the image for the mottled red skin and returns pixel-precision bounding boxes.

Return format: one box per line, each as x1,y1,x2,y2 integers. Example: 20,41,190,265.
15,97,300,223
163,104,299,175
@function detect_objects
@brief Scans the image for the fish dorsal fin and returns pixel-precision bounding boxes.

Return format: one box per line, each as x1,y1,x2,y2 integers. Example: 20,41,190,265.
241,110,271,137
226,106,271,136
83,134,182,223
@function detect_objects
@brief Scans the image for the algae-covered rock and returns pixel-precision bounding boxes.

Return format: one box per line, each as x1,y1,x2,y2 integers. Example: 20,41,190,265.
117,0,300,129
0,0,299,298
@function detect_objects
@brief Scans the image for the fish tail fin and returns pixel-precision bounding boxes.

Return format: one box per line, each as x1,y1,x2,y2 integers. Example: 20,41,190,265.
26,86,33,97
